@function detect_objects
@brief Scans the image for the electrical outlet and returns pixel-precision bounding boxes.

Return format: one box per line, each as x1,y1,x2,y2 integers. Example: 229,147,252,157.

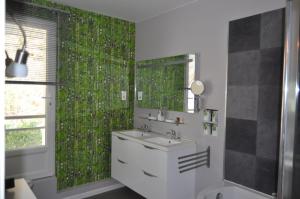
138,91,143,100
121,91,127,100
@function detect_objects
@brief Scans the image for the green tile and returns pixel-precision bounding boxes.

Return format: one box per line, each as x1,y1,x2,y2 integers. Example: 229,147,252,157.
16,0,135,190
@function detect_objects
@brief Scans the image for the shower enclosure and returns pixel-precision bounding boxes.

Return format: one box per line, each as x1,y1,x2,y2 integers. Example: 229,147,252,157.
277,0,300,198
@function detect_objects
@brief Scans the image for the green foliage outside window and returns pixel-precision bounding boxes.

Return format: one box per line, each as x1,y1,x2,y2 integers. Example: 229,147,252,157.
6,130,43,151
5,120,44,150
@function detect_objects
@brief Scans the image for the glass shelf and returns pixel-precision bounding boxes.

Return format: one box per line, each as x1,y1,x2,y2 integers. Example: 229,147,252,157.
138,116,184,125
203,121,218,125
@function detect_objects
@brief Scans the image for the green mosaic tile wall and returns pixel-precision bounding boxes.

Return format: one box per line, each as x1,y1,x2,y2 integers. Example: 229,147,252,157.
24,0,135,190
136,55,185,112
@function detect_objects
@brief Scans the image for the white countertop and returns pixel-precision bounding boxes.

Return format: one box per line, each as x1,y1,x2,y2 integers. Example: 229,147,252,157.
112,129,195,151
5,179,36,199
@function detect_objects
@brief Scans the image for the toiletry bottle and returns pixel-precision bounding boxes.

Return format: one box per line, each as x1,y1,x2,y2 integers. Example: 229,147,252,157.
157,109,162,121
161,108,165,121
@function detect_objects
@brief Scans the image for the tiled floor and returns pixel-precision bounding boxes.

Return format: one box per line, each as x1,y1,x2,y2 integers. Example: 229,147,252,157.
85,187,145,199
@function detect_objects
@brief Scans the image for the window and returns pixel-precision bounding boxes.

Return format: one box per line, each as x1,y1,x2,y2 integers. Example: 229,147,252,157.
5,84,47,150
5,14,56,179
5,15,56,151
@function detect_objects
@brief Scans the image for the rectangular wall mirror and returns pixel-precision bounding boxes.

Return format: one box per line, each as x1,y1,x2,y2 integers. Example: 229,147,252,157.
136,53,199,113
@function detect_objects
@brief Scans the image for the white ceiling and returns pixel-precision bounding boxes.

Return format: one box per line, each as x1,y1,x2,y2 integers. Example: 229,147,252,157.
51,0,198,22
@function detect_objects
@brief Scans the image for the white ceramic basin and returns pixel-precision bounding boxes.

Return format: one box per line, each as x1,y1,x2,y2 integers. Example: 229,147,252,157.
145,137,181,146
120,130,151,138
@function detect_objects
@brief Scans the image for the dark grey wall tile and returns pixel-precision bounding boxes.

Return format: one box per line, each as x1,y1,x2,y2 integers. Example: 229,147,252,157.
259,47,283,86
257,86,282,121
260,9,284,49
255,157,278,195
228,50,260,86
256,118,280,160
227,86,258,120
226,8,283,195
226,118,257,155
229,15,261,53
225,150,256,188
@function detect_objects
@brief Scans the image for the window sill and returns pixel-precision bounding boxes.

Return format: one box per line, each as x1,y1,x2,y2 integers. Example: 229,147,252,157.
6,146,48,158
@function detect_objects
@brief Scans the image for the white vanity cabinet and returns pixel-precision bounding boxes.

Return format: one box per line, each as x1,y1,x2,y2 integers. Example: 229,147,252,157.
111,131,197,199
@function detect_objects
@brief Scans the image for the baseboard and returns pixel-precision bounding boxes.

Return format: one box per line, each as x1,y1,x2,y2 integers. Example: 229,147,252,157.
63,183,124,199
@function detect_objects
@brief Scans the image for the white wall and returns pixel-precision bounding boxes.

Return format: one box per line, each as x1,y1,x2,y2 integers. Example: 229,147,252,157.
135,0,286,195
0,0,5,198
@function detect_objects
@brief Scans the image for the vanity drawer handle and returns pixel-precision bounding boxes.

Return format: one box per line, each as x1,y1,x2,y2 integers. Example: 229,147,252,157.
143,145,157,150
143,170,157,178
117,159,127,164
117,136,127,141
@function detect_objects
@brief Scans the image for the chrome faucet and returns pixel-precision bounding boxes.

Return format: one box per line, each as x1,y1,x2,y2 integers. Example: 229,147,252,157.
166,129,179,139
141,124,150,132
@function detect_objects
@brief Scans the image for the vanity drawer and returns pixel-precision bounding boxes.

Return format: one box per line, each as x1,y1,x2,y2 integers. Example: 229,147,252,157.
139,144,167,178
112,135,140,163
139,169,166,199
111,157,142,191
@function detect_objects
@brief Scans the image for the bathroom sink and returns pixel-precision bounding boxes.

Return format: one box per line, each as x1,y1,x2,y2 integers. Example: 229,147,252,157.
113,130,194,151
120,130,152,138
145,137,181,146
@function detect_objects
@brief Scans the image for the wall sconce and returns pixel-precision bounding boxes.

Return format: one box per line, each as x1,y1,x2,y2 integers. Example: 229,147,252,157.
5,14,29,78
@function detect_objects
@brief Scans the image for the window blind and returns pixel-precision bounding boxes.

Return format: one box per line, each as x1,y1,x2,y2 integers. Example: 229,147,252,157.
5,7,57,85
